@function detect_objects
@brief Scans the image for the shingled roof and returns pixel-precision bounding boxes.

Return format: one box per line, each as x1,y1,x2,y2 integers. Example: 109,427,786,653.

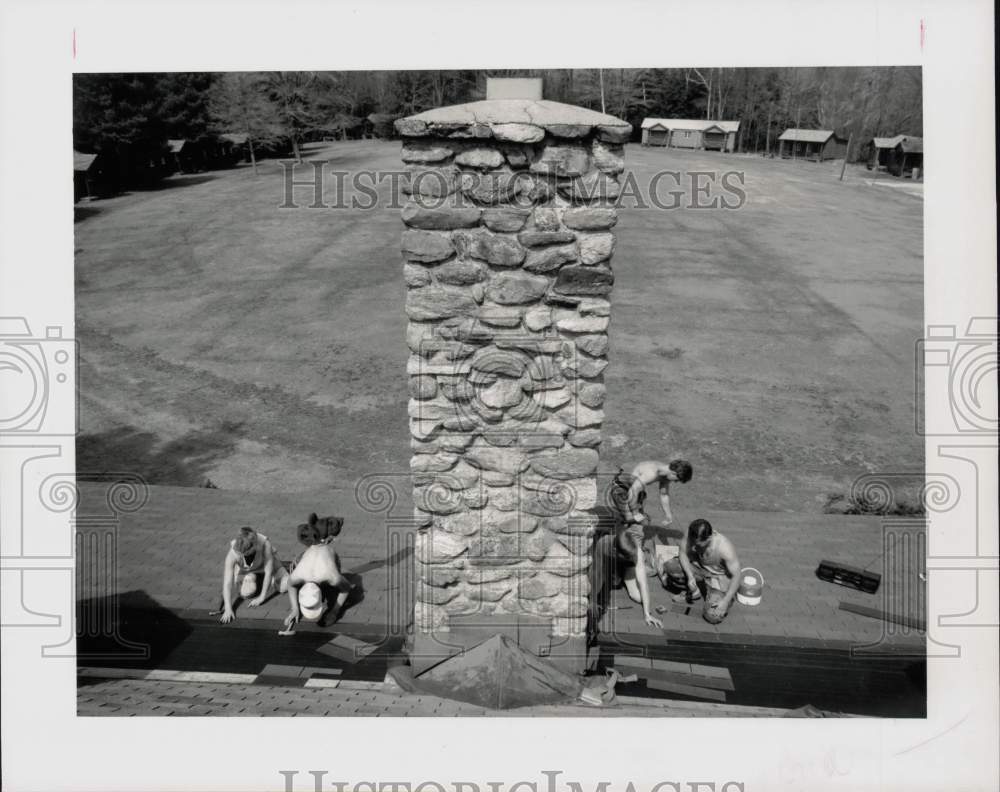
641,118,740,133
872,135,923,153
873,135,905,149
778,128,836,143
74,151,98,171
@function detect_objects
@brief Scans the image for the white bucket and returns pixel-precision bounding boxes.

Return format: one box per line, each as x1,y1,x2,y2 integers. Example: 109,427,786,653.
736,567,764,606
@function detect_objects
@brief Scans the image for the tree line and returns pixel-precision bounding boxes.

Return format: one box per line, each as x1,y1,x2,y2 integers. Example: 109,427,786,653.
74,67,922,186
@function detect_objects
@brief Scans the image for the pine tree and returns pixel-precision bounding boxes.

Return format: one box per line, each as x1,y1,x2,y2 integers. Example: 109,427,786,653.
264,72,326,162
157,73,216,142
207,73,283,175
73,73,170,187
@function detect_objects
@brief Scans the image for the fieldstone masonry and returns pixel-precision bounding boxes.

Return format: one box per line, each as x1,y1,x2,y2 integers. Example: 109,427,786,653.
398,95,631,672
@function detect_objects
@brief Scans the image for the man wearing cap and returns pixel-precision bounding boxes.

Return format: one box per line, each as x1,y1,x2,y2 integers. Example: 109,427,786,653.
283,540,353,629
218,527,290,624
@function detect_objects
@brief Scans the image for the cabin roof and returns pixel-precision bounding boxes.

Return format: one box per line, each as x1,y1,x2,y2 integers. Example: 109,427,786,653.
873,135,905,149
74,150,98,171
642,118,740,133
778,128,835,143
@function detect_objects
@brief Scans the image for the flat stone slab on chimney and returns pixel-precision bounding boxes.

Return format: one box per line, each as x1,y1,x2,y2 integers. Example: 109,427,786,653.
396,99,632,142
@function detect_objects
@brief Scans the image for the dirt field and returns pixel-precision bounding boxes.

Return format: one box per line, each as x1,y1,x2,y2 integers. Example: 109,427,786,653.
74,141,923,512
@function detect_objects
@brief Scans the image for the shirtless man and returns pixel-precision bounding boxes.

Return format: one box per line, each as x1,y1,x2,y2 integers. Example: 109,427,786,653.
661,518,741,624
218,527,290,624
605,460,692,628
620,459,693,528
283,541,353,630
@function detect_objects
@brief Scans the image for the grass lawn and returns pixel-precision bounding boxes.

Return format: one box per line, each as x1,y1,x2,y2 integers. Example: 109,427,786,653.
74,140,923,513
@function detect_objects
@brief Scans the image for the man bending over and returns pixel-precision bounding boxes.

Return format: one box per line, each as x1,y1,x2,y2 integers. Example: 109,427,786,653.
283,541,353,629
594,460,693,629
619,459,693,528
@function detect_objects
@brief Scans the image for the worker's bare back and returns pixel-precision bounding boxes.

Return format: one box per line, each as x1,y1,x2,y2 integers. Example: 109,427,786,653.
630,460,675,486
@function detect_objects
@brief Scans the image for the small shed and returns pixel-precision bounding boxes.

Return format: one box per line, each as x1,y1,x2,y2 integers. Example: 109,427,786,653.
868,135,903,170
325,115,366,141
168,139,206,173
892,136,923,178
219,132,250,164
866,135,923,178
640,118,740,152
367,112,400,139
74,150,108,201
777,129,848,161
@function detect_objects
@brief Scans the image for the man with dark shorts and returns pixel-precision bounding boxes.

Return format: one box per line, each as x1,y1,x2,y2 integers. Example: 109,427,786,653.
587,460,693,636
619,459,693,529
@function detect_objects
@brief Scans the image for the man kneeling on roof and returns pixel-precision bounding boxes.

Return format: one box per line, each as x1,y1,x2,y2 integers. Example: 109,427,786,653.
219,527,290,624
590,461,694,631
284,513,353,629
661,518,741,624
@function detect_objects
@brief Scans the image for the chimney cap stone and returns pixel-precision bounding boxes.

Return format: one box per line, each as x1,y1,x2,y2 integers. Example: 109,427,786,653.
395,99,632,143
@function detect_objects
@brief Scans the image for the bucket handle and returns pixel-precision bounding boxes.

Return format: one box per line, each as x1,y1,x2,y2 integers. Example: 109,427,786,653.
742,566,764,587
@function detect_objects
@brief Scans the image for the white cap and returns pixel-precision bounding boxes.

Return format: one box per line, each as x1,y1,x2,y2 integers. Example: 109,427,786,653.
298,582,325,621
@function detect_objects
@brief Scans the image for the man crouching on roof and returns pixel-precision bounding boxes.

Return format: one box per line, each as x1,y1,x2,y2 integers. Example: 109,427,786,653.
283,513,353,629
219,526,290,624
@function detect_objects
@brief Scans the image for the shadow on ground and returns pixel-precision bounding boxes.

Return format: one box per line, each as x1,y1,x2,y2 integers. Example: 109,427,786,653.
596,637,926,717
127,174,219,192
350,544,413,575
77,590,192,674
74,206,103,223
77,588,389,677
76,423,244,486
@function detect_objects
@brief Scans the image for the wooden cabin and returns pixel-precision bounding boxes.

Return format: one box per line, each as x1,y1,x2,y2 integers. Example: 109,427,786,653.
640,118,740,152
168,139,202,173
367,112,400,139
324,115,366,141
777,129,848,161
219,132,250,163
868,135,903,171
74,150,109,201
892,136,923,178
866,135,923,178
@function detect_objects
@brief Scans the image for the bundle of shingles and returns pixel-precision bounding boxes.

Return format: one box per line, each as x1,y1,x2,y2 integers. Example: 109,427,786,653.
316,633,382,663
610,656,734,703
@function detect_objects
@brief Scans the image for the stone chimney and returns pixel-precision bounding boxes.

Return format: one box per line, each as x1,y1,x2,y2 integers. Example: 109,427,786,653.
397,82,631,674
